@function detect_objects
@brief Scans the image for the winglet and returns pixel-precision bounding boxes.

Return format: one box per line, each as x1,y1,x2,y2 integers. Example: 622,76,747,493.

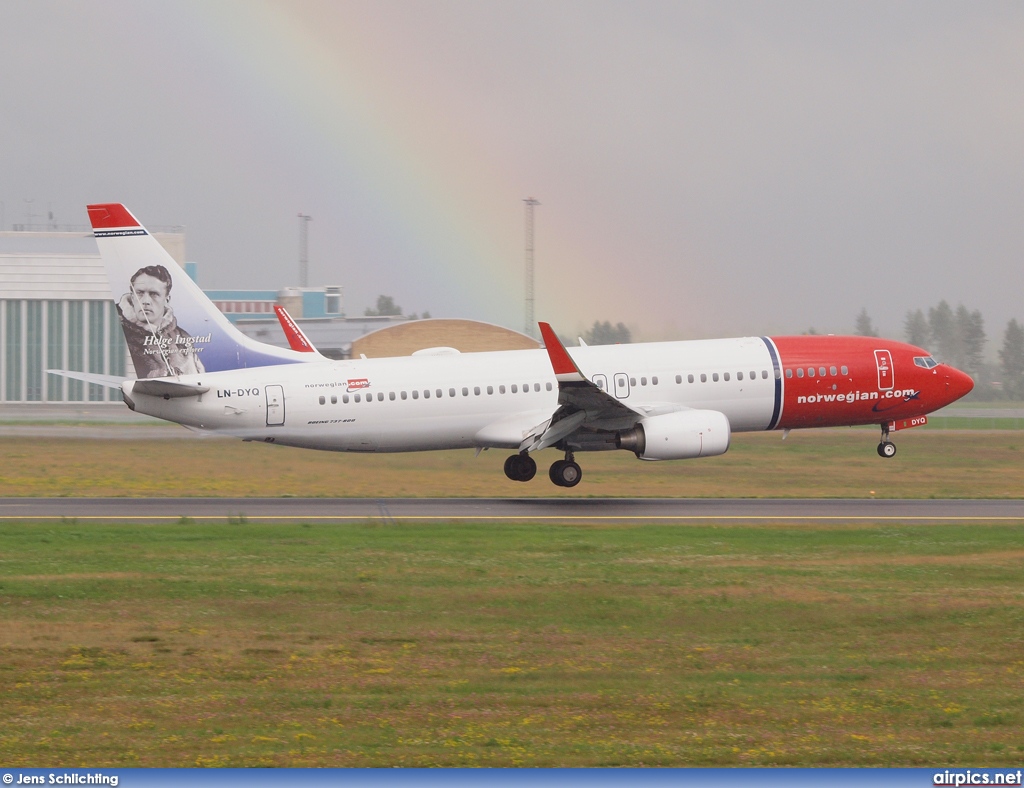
274,305,318,353
538,322,586,383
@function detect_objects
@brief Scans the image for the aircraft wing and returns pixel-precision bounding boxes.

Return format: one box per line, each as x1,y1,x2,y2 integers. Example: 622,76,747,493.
522,323,646,452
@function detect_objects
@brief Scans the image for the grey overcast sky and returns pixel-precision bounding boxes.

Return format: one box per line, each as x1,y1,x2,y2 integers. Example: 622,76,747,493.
2,0,1023,342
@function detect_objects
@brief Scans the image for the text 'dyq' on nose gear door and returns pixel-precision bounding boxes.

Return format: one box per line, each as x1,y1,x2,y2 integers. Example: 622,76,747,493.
265,384,285,426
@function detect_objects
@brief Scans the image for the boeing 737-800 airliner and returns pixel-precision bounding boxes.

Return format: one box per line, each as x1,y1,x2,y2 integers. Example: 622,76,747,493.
51,204,974,487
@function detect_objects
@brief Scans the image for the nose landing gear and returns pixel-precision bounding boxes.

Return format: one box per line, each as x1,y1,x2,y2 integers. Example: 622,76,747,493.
877,424,896,458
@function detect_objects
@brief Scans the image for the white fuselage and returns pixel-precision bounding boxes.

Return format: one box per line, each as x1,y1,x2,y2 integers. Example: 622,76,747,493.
125,337,780,453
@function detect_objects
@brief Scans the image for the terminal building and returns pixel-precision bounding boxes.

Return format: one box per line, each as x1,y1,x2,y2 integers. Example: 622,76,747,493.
0,228,537,404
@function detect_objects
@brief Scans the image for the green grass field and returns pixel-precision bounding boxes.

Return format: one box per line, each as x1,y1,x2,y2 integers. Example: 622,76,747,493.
1,519,1022,766
1,430,1023,498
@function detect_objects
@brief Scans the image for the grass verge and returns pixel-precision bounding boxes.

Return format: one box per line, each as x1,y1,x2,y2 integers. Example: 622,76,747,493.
1,430,1023,498
1,519,1022,766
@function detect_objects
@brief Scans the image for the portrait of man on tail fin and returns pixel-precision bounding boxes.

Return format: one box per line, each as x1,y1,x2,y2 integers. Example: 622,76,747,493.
117,264,206,378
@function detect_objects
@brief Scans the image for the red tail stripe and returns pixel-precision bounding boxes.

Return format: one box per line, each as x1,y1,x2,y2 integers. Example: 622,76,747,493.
87,203,140,229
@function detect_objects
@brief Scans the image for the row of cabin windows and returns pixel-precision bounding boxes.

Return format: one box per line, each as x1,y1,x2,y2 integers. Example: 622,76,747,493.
596,369,776,391
673,369,773,385
784,365,849,379
318,381,554,405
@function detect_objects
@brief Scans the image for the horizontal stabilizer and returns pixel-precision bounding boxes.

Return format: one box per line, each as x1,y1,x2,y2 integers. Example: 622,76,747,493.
46,370,127,389
129,379,210,399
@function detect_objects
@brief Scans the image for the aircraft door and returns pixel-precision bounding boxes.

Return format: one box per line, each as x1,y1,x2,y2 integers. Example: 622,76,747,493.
874,350,894,391
266,384,285,426
613,373,630,399
592,374,608,392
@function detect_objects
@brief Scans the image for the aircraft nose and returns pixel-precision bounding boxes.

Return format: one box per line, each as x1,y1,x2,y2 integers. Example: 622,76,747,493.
944,367,974,403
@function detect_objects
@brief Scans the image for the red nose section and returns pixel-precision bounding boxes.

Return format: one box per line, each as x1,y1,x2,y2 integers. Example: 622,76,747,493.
944,367,974,404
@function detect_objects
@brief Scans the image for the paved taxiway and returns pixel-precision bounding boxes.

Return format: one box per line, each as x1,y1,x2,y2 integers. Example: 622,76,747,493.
1,497,1022,522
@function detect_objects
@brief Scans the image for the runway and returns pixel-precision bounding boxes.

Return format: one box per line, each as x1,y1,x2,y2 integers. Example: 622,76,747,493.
1,497,1022,522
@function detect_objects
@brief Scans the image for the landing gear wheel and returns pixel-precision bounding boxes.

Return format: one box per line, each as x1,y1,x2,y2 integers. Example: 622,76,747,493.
504,453,537,482
549,459,582,487
877,441,896,458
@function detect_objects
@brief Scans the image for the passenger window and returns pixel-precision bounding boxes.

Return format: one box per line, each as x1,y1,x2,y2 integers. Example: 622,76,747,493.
499,385,506,394
762,370,769,379
797,368,804,378
652,376,658,385
841,366,849,375
640,377,647,386
545,382,552,391
819,367,826,377
830,366,837,376
775,369,781,379
424,390,430,399
785,369,793,378
676,374,682,384
688,374,694,383
331,395,337,404
630,377,636,386
750,371,756,380
412,391,419,400
534,383,541,392
462,387,469,396
343,394,350,403
737,371,743,381
511,384,518,393
700,373,707,383
318,396,325,405
712,373,719,382
449,388,456,398
807,368,815,377
436,389,443,398
355,393,361,402
389,392,395,401
723,372,730,382
401,391,407,400
474,387,481,396
487,386,494,395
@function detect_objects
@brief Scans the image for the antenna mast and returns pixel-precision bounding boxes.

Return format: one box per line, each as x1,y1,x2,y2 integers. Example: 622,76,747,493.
523,198,540,337
298,213,312,287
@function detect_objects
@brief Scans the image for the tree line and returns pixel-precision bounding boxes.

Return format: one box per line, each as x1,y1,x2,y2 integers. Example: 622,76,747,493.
855,302,1024,400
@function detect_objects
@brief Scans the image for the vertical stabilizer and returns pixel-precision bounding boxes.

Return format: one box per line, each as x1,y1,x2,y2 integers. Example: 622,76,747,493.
88,204,309,378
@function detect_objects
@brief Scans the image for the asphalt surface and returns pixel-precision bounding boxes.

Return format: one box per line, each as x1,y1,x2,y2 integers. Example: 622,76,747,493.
1,497,1022,522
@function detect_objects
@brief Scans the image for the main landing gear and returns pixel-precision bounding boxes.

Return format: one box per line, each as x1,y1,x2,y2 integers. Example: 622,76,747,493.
503,452,536,482
877,424,897,458
504,451,583,487
549,452,582,488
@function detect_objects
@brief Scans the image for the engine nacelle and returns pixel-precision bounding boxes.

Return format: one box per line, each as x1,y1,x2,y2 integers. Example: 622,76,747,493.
617,409,731,461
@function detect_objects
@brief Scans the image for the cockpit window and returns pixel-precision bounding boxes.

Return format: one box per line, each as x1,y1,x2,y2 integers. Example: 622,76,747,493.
914,356,938,369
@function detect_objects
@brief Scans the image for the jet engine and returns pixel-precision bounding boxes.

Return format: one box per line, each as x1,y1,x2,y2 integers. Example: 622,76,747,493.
616,409,731,460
